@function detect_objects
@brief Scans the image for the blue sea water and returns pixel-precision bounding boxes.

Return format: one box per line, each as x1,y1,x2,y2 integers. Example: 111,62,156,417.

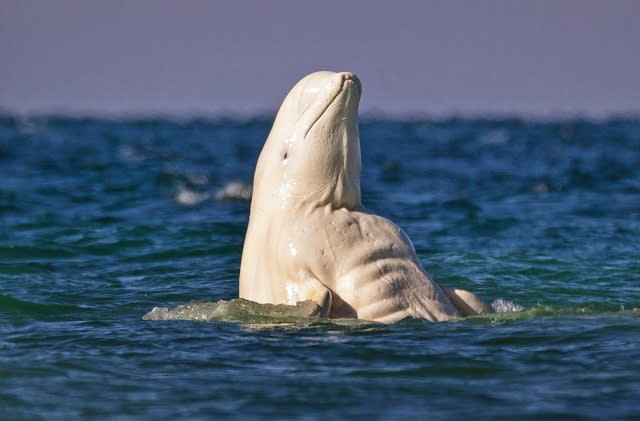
1,114,639,419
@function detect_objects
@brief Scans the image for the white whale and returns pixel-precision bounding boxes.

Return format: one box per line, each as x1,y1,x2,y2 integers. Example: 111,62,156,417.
239,71,492,323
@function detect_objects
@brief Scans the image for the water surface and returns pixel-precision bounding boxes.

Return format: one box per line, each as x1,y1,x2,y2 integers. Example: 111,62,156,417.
1,115,639,418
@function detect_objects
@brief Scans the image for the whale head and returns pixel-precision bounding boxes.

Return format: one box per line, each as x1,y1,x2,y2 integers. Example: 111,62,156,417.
252,71,362,212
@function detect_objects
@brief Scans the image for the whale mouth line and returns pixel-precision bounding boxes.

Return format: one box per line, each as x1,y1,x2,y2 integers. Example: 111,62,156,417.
303,75,357,139
303,88,341,139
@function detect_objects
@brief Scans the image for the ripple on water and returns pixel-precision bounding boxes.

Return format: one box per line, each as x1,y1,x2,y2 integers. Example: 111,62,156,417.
1,116,640,418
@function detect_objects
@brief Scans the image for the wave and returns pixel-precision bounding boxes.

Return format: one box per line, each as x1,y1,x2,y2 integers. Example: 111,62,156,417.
142,298,323,324
142,297,531,325
143,297,640,326
0,294,85,319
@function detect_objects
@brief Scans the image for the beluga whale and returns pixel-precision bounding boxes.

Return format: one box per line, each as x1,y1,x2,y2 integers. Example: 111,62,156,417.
239,71,493,323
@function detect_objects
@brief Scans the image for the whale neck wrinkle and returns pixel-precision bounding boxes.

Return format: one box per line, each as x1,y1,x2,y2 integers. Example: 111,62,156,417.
288,182,361,216
330,169,361,210
305,162,362,212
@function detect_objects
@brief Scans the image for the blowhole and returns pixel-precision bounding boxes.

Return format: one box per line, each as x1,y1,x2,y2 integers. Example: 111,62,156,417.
283,152,288,160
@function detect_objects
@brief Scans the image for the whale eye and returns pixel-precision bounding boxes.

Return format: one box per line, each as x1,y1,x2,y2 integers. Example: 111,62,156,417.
282,151,288,162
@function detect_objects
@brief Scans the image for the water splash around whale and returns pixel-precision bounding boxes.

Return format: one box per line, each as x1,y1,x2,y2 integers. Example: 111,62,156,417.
143,297,530,324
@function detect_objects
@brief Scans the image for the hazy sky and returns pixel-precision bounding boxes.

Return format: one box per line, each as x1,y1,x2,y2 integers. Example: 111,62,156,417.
1,0,639,117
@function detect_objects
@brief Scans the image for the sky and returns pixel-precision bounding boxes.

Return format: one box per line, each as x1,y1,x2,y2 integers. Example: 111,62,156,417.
1,0,639,117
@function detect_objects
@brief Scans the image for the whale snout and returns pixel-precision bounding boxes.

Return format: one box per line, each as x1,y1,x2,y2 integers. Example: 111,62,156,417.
339,72,362,93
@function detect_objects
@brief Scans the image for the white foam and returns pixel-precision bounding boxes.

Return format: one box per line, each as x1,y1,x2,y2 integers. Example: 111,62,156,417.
175,188,210,205
491,298,525,313
215,181,252,201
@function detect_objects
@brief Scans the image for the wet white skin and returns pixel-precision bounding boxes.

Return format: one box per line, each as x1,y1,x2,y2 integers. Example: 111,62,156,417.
239,71,492,322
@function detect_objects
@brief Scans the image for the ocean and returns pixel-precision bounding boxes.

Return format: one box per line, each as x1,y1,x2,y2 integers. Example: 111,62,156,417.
1,114,639,418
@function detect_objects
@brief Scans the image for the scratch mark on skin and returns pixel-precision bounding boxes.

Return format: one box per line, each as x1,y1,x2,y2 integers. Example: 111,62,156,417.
322,225,337,263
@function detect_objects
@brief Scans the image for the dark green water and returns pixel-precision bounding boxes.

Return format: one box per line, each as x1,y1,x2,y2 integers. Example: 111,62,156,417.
1,114,639,418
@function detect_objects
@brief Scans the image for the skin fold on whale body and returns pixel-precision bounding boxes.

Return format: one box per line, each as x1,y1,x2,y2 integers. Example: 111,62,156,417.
239,71,493,323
